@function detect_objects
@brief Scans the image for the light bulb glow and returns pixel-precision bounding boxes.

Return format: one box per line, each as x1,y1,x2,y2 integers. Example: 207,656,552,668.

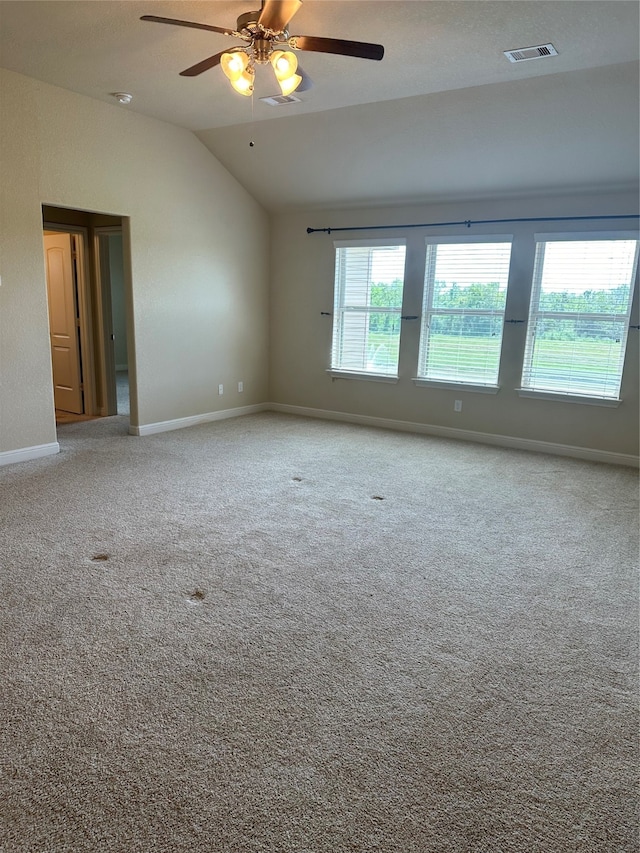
270,50,302,96
221,51,250,82
271,50,298,77
279,72,302,96
276,55,293,74
229,68,255,96
222,47,303,98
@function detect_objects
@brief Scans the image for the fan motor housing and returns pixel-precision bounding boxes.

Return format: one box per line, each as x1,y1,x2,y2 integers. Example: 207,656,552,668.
237,10,264,33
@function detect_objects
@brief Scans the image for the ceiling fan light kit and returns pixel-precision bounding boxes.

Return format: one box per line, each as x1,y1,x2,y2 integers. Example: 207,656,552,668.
221,49,255,96
220,50,250,80
270,50,302,96
231,67,256,96
141,0,384,99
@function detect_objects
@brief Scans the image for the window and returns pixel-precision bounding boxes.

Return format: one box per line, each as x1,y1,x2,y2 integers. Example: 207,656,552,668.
521,234,639,400
417,238,513,387
331,240,406,377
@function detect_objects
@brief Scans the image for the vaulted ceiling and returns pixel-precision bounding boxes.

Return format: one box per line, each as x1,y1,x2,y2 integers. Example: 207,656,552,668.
1,1,638,210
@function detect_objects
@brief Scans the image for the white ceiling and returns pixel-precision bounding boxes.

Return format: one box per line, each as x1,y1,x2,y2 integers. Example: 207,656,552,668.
1,1,638,210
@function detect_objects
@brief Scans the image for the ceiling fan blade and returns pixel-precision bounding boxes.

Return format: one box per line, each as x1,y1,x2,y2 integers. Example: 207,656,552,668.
141,15,236,37
290,35,384,61
180,51,227,77
258,0,302,32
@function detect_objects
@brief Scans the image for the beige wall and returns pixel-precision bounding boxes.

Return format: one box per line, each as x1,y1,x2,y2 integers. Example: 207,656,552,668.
2,67,638,463
0,68,269,454
108,235,128,370
270,191,639,458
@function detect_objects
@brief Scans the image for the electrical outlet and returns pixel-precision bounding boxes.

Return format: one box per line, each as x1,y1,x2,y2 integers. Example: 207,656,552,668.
454,400,462,412
238,381,243,393
218,384,224,396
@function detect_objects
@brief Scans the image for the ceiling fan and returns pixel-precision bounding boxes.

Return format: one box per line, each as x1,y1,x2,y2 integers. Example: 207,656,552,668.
141,0,384,97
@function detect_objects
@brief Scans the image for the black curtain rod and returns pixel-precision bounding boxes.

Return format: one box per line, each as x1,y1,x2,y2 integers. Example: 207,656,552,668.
306,214,640,235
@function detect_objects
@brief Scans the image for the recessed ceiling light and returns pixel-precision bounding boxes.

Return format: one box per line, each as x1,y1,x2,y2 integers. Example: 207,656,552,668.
112,92,133,104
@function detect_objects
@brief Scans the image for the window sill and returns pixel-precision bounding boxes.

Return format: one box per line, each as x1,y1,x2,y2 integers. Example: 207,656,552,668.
517,388,621,407
412,379,500,394
327,370,399,384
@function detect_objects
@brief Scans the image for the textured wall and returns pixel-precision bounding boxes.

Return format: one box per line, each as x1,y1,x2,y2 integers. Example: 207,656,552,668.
269,191,640,457
0,69,269,453
0,73,55,452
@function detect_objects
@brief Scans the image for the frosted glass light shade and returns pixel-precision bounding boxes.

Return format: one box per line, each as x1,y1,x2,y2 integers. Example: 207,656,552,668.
270,50,302,95
278,71,302,96
230,68,255,96
221,51,250,81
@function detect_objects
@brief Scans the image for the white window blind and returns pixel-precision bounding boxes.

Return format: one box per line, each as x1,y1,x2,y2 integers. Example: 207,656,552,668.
521,235,639,399
331,240,406,376
417,238,513,386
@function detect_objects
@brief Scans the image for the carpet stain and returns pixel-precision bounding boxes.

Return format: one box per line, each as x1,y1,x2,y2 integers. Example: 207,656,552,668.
91,553,110,562
292,476,303,482
187,589,206,604
371,495,384,500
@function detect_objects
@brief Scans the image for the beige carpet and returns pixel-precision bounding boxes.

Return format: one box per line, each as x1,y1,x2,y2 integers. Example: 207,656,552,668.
1,413,638,852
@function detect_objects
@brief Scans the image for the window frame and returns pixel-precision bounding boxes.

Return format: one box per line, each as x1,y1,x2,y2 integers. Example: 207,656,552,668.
520,231,639,403
329,238,407,381
416,234,514,389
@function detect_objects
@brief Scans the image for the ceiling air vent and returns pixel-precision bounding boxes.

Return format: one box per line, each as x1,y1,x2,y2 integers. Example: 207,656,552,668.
504,43,558,63
259,94,302,106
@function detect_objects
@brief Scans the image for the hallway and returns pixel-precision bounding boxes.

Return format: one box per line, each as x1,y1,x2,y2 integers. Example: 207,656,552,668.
55,371,129,424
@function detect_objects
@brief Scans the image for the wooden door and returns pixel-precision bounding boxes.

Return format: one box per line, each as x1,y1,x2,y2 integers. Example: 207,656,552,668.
44,233,83,414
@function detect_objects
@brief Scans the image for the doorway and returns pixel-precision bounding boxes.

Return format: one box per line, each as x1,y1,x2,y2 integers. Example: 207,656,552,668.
95,228,130,418
42,206,133,428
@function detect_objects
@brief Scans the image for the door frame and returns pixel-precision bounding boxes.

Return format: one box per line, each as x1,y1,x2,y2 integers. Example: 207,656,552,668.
42,223,98,415
93,226,124,416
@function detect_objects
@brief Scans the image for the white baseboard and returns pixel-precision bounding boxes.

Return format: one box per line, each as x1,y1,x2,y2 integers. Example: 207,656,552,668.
130,403,269,437
268,403,639,468
4,405,635,469
0,441,60,467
